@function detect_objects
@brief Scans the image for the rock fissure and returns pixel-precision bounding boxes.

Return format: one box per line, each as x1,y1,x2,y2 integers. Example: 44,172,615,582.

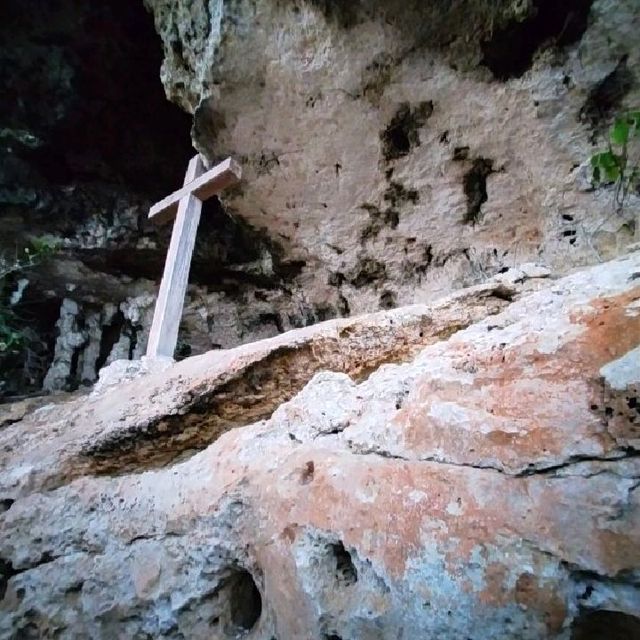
346,443,640,479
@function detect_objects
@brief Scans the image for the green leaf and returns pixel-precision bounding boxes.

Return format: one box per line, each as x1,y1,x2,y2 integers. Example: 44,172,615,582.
610,118,630,145
604,165,621,183
590,151,622,184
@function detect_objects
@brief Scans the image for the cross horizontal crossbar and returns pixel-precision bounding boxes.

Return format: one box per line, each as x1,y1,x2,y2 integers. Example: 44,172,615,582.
149,157,242,224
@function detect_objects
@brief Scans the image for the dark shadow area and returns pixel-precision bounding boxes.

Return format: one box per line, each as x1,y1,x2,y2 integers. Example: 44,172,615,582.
74,196,307,289
0,0,193,398
481,0,594,80
0,557,18,600
0,288,62,398
380,102,433,162
305,0,362,29
571,609,640,640
463,158,494,225
578,55,634,140
226,568,262,634
330,541,358,586
95,310,125,374
0,0,193,197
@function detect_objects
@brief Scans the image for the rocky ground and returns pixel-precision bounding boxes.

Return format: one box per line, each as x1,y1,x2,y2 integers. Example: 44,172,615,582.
0,248,638,639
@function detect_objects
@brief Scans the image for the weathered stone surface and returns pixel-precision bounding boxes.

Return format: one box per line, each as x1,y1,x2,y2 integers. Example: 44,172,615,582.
146,0,640,322
4,0,640,398
0,277,516,493
1,251,638,638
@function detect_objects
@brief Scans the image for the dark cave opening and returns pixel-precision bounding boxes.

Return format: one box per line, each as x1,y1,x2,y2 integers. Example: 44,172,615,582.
0,0,193,398
480,0,594,80
462,158,494,225
0,0,193,197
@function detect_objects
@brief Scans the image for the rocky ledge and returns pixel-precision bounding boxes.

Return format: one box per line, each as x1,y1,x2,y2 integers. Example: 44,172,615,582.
0,249,639,639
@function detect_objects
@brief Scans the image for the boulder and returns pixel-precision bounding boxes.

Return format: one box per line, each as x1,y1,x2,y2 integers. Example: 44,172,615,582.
1,250,639,639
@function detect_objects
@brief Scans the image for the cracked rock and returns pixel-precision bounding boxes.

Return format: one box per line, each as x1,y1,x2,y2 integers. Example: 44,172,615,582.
1,251,639,638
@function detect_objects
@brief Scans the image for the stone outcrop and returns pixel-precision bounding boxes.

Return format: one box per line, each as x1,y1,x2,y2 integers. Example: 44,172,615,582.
3,0,640,398
146,0,640,322
1,250,639,639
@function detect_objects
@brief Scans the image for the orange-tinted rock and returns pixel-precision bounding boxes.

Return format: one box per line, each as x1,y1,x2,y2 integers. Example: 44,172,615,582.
0,252,639,638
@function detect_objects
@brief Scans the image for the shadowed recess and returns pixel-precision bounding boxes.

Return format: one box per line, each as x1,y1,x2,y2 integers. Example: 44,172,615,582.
463,158,494,225
0,0,193,196
578,55,634,138
570,609,640,640
226,569,262,634
481,0,594,80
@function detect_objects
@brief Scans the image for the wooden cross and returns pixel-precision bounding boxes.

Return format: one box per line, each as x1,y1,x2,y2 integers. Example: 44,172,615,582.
146,154,241,358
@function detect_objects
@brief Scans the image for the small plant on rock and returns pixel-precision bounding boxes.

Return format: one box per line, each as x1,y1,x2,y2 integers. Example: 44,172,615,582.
0,238,58,389
590,110,640,214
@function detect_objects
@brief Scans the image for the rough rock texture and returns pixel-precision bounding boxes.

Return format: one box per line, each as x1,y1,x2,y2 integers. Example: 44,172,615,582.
1,250,639,639
3,0,640,397
0,0,338,396
147,0,640,323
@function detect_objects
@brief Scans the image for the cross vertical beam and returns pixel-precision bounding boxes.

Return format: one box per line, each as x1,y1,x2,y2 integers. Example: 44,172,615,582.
146,155,204,358
145,154,241,359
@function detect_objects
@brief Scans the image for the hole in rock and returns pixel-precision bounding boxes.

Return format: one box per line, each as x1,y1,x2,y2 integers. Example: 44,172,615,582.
300,460,315,484
225,568,262,635
481,0,594,80
0,557,18,600
379,290,397,309
570,609,640,640
381,102,433,162
453,146,470,161
349,258,387,288
330,542,358,586
16,622,39,639
463,158,494,225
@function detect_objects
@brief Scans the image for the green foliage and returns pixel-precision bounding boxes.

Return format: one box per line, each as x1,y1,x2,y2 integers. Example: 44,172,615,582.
590,110,640,213
0,309,24,355
0,237,59,355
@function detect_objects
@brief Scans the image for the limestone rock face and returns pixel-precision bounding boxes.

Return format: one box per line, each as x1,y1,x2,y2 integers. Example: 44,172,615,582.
3,0,640,398
146,0,640,322
1,250,639,639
